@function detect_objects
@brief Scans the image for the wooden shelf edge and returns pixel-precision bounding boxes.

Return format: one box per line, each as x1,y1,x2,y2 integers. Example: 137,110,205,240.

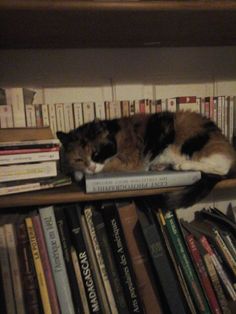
0,177,235,209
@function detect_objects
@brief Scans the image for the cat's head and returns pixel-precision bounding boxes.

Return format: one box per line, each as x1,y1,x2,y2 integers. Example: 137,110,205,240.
57,119,118,178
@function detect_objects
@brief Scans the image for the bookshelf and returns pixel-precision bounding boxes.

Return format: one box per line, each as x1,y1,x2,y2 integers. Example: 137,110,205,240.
1,178,236,209
1,3,236,313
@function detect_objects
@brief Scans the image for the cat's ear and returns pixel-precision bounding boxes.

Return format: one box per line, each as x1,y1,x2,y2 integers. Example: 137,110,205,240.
56,131,71,146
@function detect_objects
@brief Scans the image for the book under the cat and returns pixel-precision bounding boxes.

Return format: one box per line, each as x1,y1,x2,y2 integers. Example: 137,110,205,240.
85,170,201,193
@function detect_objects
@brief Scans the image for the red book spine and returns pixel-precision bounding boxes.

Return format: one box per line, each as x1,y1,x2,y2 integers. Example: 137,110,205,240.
186,234,222,314
0,147,59,155
32,215,60,314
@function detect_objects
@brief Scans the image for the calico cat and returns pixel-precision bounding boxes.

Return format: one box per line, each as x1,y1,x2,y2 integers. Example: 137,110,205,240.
57,111,236,210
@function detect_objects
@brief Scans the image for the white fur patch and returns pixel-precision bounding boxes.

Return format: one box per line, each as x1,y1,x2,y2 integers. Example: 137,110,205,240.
85,161,104,174
149,146,188,169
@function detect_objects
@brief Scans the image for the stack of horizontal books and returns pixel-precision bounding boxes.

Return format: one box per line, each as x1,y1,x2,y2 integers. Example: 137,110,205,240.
0,127,71,196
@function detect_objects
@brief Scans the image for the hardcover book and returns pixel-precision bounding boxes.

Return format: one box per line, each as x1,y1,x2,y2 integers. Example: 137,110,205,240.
85,170,201,193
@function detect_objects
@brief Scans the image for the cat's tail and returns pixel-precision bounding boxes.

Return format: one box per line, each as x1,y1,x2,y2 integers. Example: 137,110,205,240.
146,172,224,210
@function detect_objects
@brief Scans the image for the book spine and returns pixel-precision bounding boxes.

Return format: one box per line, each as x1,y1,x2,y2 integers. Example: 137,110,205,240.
4,223,26,314
35,104,44,127
101,202,144,313
0,147,59,155
32,215,60,314
55,103,66,132
64,103,75,132
121,100,130,117
25,217,53,314
39,206,75,314
0,226,16,314
73,102,84,127
9,88,26,127
65,204,101,313
0,161,57,182
136,202,188,314
70,246,90,313
85,171,201,193
164,211,211,314
0,105,14,128
16,221,42,314
82,102,95,123
91,209,129,314
200,235,236,301
41,104,50,127
84,206,118,314
48,103,58,136
54,206,83,313
79,209,111,314
95,101,106,120
0,151,59,165
203,253,230,314
25,104,37,127
117,201,163,314
185,233,222,314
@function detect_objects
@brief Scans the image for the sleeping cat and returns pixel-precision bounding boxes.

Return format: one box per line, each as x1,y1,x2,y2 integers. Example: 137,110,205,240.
57,111,236,210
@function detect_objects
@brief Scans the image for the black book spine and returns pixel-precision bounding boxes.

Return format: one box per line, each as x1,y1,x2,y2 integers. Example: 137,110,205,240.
66,204,101,314
54,206,83,314
101,201,144,313
135,200,189,314
92,208,129,314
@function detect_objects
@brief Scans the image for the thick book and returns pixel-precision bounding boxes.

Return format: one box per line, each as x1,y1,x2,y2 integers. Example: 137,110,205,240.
54,205,83,314
25,216,53,314
164,211,211,314
16,220,42,314
135,200,189,314
85,170,201,193
84,205,118,314
65,203,101,314
39,206,75,314
32,215,60,314
91,207,129,314
101,201,144,313
0,174,71,196
0,161,57,183
117,201,164,314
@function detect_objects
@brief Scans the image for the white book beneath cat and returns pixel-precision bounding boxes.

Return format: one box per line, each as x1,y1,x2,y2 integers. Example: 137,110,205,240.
85,170,202,193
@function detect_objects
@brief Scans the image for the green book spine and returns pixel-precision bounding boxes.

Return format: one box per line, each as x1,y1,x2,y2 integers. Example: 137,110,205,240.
164,211,211,314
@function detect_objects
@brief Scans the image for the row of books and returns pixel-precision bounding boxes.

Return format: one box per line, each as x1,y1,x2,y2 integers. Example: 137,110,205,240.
0,201,235,313
0,127,71,196
0,88,235,142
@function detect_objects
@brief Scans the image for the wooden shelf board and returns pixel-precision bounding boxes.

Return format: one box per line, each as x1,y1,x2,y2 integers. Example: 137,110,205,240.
0,177,236,209
1,1,236,48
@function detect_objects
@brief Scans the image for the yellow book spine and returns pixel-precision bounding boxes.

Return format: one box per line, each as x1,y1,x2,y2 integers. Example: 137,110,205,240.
25,217,52,314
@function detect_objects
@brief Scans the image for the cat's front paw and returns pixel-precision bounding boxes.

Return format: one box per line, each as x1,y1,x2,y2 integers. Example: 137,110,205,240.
149,163,169,171
74,171,84,182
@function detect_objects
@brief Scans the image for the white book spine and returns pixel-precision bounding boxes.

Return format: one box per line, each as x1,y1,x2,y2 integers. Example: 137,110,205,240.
48,103,58,136
0,151,59,165
228,96,234,143
167,98,177,112
25,104,36,127
0,105,14,128
83,102,95,123
64,103,75,132
42,104,50,126
109,101,121,119
134,100,140,114
217,96,223,131
4,223,26,314
73,102,84,127
7,88,26,127
0,161,57,182
84,207,118,314
55,103,66,132
86,171,201,193
95,101,106,120
0,226,16,314
39,206,75,314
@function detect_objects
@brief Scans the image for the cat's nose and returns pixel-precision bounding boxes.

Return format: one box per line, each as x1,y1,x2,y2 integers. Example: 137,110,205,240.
88,164,96,173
